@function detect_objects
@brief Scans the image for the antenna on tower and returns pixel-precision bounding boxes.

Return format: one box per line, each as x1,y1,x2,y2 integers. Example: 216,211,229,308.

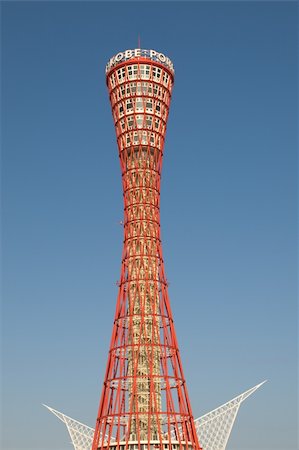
138,34,141,49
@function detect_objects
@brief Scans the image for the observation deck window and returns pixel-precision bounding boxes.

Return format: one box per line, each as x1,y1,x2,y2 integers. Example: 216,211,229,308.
156,85,163,99
120,118,126,131
146,116,153,128
136,82,152,96
126,99,133,112
163,72,169,86
127,65,133,78
136,82,142,95
130,82,137,95
150,133,155,145
154,118,160,129
146,99,153,112
119,104,124,116
155,101,161,116
117,67,126,82
109,73,116,88
140,64,150,79
126,84,131,96
116,89,121,101
135,97,144,111
136,115,143,128
120,85,125,97
127,116,134,129
127,65,138,80
152,66,162,81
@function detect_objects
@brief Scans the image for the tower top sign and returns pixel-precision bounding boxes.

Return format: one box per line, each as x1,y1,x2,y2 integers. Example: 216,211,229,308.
105,48,175,75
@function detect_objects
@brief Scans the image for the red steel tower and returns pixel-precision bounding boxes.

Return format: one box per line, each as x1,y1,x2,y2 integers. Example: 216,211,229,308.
92,48,201,450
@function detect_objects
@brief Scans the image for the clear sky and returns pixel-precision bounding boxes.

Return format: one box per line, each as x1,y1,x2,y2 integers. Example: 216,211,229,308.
2,2,297,450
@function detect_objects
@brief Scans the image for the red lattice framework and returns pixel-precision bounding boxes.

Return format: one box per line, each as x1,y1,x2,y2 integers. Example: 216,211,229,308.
92,52,202,450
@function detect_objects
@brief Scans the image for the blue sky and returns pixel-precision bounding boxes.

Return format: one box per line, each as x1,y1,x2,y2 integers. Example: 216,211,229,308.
2,2,297,450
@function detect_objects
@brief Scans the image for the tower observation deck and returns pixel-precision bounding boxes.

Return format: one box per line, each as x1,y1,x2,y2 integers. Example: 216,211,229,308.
92,49,201,450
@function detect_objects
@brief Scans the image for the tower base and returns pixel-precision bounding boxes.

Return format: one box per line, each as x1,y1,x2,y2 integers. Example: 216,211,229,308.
102,440,194,450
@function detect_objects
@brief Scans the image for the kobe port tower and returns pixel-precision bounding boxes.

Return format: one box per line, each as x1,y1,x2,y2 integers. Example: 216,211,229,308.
45,47,266,450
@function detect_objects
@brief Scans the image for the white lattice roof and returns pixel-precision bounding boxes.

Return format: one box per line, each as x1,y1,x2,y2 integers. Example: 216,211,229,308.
44,381,266,450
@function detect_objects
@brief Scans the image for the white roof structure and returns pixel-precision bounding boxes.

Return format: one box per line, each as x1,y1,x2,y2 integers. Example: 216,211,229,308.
194,381,266,450
43,405,95,450
44,381,266,450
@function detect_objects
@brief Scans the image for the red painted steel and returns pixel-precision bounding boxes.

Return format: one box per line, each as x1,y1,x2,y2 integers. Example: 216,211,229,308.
92,52,201,450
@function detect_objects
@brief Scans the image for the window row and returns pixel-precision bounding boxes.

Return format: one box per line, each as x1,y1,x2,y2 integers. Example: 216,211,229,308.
113,98,168,119
111,81,171,105
118,131,163,150
108,64,172,89
117,115,165,135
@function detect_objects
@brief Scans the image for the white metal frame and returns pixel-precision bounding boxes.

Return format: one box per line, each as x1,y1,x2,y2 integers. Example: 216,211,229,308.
193,381,266,450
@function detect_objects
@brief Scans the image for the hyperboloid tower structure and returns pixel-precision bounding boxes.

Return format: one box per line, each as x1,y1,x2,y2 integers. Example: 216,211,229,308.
92,48,201,450
44,46,266,450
